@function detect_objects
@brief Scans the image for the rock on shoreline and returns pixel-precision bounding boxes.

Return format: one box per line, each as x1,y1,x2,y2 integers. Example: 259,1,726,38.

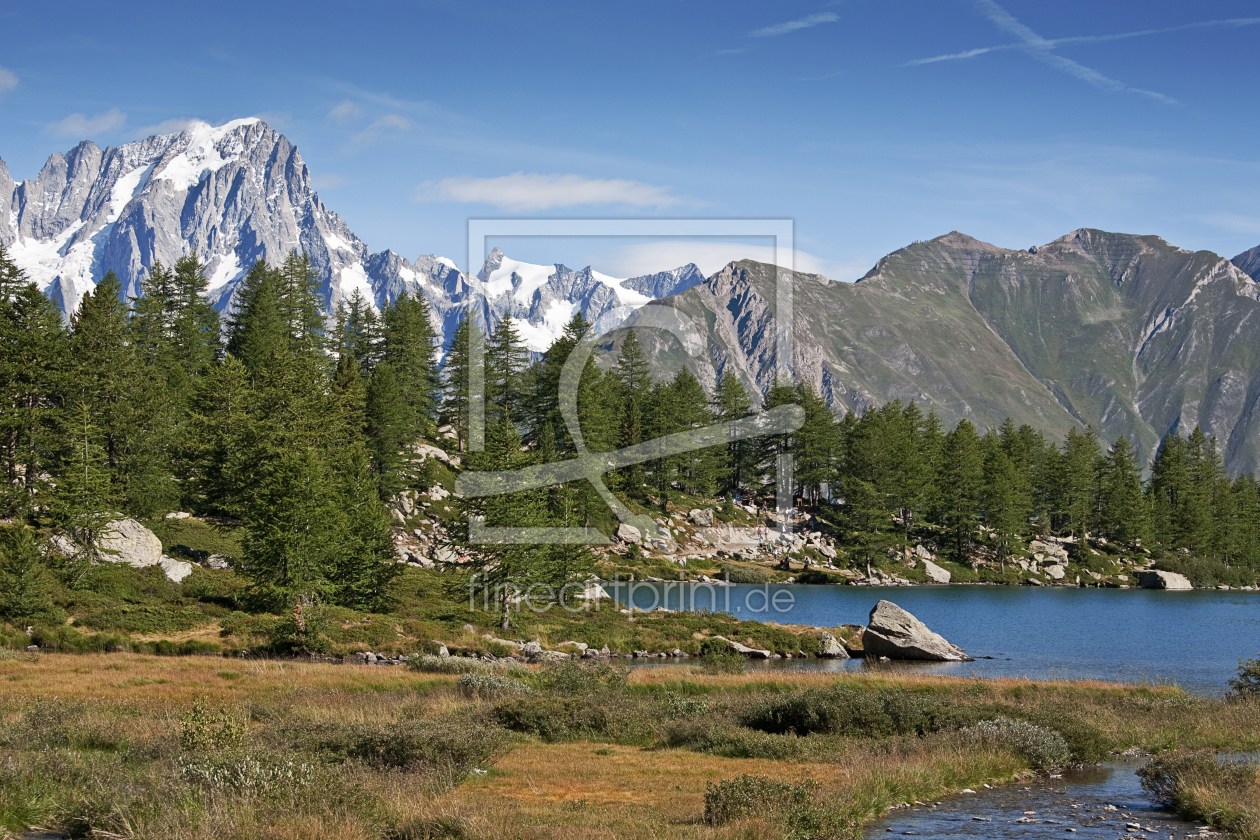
862,600,973,662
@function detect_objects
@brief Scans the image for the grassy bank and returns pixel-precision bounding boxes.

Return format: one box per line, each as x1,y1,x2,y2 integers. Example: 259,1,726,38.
1,653,1257,840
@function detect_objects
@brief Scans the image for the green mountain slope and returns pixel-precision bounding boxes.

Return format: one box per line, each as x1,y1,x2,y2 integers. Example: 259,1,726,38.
621,229,1260,474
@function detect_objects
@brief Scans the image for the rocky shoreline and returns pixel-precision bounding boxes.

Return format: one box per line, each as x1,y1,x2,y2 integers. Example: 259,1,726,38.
344,600,973,667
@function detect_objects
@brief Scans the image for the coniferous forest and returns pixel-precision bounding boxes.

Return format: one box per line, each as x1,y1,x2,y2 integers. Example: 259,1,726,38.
3,243,1260,636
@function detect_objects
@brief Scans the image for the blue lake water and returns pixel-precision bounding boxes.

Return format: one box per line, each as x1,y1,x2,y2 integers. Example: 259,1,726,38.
606,581,1260,694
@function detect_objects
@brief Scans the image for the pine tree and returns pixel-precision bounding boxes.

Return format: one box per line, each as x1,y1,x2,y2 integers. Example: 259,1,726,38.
792,383,839,506
189,355,256,516
170,252,221,376
441,316,478,452
938,419,984,562
1060,426,1103,545
366,361,408,501
0,526,63,626
712,370,758,497
69,272,177,514
486,315,528,425
331,443,400,610
240,448,340,610
981,432,1029,571
226,260,288,373
277,251,326,356
615,329,653,397
52,403,115,587
0,250,68,517
381,290,440,441
1097,435,1148,546
335,289,383,373
456,416,554,629
1148,432,1188,551
1183,427,1227,558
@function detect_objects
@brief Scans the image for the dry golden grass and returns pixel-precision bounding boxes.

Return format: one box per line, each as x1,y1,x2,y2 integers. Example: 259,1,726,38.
0,652,451,703
421,739,1027,840
2,652,1256,840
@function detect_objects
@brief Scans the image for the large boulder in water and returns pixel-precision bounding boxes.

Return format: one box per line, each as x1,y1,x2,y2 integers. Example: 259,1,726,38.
862,600,972,662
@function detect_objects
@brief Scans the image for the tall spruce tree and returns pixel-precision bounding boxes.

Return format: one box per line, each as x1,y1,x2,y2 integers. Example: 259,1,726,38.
486,315,528,425
1097,435,1148,546
0,247,68,516
441,316,478,452
381,290,440,440
712,370,758,497
938,419,984,563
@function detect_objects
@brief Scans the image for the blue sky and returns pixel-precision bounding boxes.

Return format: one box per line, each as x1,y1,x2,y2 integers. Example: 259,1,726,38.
2,0,1259,279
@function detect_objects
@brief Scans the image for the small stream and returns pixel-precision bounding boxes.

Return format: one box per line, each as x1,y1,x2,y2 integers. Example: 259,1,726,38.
866,760,1214,839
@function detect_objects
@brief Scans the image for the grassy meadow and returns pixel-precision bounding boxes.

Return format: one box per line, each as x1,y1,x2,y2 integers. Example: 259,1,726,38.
2,652,1258,840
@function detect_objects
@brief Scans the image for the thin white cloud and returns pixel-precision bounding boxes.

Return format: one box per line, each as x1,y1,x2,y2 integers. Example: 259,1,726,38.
909,16,1260,65
904,1,1238,104
0,66,17,95
348,113,412,146
50,108,127,137
131,118,200,139
415,172,687,212
312,173,349,190
751,12,838,38
328,100,364,124
1202,213,1260,238
600,241,867,283
972,0,1176,103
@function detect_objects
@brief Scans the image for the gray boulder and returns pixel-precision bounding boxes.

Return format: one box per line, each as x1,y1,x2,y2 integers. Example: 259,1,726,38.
1043,564,1067,581
817,631,850,659
688,508,714,527
921,558,951,584
616,523,642,544
1136,570,1193,590
711,635,772,659
99,518,163,567
862,600,972,662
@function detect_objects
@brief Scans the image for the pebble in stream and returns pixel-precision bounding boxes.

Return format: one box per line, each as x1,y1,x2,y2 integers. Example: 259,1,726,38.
868,760,1214,839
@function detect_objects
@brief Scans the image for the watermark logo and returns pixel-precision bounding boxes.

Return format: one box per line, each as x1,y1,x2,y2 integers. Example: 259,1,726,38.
455,219,800,544
468,574,796,616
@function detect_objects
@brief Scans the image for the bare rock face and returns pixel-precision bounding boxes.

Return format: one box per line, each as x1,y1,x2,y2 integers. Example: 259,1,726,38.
862,600,972,662
1136,570,1193,590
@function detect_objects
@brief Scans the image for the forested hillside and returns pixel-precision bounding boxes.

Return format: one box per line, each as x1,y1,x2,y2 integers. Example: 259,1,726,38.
2,243,1259,641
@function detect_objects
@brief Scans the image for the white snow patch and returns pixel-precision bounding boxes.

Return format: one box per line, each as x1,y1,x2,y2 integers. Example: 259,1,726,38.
515,299,580,352
397,265,418,286
436,256,458,271
338,262,377,309
206,251,244,300
106,164,150,223
593,269,651,306
8,221,92,296
323,231,354,253
481,256,555,302
153,118,260,191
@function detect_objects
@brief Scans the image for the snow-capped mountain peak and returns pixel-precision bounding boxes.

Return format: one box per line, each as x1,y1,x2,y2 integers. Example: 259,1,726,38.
0,119,705,354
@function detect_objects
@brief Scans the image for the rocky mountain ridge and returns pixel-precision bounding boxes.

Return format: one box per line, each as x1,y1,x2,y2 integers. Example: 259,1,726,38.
626,229,1260,475
0,119,701,351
